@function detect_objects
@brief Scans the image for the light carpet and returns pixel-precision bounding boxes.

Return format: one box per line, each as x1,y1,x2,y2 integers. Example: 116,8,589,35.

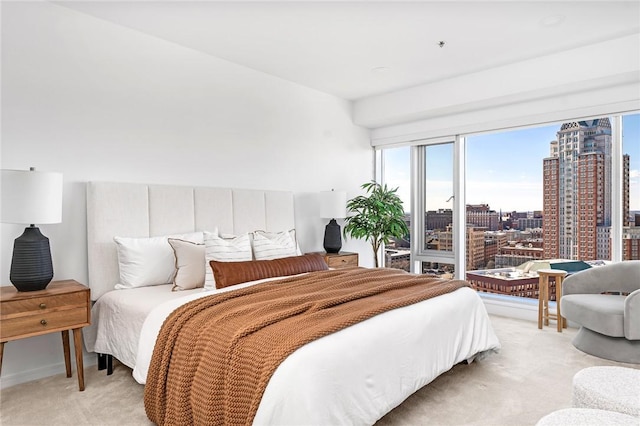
1,315,637,425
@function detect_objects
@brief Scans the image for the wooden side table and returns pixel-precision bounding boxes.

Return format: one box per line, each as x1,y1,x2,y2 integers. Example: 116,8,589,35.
537,269,567,332
0,280,91,391
310,252,359,270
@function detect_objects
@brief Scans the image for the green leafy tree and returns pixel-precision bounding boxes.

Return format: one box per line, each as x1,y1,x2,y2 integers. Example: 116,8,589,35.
343,181,409,267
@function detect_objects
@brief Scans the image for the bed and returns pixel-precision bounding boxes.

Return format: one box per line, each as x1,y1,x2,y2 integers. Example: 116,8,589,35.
83,181,500,425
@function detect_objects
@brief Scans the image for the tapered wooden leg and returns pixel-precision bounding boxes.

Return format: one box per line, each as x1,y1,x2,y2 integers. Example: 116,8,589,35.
543,278,550,326
62,330,72,377
556,277,563,333
72,328,85,391
538,284,544,329
0,342,4,374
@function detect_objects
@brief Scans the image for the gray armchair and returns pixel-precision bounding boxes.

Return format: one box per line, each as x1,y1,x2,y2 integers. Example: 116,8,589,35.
561,260,640,364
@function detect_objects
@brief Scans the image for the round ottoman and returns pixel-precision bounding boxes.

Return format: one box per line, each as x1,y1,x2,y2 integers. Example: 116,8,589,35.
573,366,640,417
536,408,638,426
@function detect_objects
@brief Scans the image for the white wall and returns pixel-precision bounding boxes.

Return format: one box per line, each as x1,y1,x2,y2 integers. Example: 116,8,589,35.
0,2,373,387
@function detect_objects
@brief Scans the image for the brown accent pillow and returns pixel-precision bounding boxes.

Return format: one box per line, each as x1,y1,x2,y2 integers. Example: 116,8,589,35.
210,253,329,289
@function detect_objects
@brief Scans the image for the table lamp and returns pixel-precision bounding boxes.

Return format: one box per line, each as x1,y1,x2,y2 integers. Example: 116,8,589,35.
1,168,63,291
319,190,347,253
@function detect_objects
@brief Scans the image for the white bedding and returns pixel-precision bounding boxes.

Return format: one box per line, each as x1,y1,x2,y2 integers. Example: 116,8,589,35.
84,276,295,370
83,284,203,368
128,277,500,425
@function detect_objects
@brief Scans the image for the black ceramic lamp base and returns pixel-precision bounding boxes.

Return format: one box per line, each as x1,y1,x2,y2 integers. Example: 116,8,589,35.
10,225,54,292
323,218,342,254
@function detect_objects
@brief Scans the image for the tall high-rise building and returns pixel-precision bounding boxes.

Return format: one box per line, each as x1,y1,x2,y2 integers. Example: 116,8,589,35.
543,118,630,260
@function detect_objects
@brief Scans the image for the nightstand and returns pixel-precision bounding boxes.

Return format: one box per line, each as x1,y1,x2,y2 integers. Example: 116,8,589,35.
0,280,90,391
313,251,359,269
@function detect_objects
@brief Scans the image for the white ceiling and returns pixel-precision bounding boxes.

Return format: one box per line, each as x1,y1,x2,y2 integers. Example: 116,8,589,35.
55,1,640,101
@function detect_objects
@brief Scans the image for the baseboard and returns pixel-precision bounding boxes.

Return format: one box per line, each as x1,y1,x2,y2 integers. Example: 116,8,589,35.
0,354,97,390
481,293,545,322
480,293,578,328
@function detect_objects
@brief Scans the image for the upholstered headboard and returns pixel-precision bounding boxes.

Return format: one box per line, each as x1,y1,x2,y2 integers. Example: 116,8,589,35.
86,182,295,301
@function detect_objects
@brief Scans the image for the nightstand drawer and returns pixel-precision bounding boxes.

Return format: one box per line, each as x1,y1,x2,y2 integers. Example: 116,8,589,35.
1,291,87,318
1,307,89,340
326,254,359,269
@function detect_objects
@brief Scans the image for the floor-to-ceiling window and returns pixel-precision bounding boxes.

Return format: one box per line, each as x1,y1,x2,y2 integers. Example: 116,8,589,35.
622,113,640,260
378,140,459,277
466,124,554,269
377,112,638,302
414,142,457,278
465,117,627,300
378,146,411,270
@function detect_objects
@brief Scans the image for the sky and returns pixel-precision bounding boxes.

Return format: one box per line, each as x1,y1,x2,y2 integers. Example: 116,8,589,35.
384,114,640,213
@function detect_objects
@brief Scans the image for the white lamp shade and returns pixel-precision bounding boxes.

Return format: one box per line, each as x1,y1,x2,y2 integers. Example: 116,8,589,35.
319,190,347,219
1,169,63,224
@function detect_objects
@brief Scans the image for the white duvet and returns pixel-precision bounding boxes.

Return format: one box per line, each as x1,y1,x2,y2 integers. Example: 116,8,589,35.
124,277,500,425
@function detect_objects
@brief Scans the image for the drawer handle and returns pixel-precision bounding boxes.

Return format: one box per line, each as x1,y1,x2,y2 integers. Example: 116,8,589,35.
341,259,347,262
39,303,46,309
40,319,48,326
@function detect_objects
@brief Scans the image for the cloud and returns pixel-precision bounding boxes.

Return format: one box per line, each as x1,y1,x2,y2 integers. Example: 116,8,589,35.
466,180,543,211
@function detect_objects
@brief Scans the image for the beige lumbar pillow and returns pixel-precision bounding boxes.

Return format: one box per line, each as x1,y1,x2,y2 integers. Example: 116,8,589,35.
169,238,206,291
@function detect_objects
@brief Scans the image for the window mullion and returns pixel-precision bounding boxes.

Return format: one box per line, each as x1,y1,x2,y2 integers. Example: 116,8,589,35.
611,115,623,261
453,136,466,280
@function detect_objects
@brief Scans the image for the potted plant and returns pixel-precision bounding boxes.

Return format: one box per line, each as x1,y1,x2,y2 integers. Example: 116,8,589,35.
343,181,409,267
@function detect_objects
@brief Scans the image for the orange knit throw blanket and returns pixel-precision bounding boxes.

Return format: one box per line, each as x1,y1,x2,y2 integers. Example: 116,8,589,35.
144,267,469,425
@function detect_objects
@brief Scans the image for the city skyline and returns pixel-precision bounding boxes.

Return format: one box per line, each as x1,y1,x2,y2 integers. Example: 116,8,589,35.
384,114,640,213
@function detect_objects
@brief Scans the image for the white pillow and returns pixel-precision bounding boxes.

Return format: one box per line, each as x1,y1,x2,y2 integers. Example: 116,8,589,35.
252,230,299,260
168,238,206,291
114,232,203,289
204,231,252,290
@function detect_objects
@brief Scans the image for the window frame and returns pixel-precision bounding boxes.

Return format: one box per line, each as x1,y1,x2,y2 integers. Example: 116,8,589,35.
376,112,637,280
